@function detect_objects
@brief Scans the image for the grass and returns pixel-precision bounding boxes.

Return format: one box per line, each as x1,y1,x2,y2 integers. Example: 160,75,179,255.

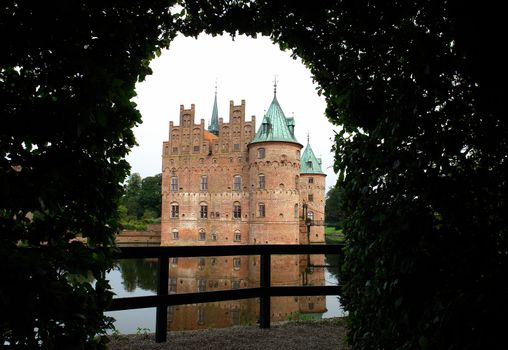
325,226,344,244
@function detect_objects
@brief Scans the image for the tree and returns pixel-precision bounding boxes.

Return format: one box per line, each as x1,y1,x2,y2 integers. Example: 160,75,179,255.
178,1,507,348
0,2,176,348
324,186,344,227
139,174,162,218
120,173,161,220
122,173,143,219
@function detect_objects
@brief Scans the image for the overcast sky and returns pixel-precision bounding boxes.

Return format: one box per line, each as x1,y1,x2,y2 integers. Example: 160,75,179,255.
129,33,340,190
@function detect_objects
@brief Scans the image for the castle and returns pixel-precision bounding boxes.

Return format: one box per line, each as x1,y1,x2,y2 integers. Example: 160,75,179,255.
160,85,328,328
161,86,326,246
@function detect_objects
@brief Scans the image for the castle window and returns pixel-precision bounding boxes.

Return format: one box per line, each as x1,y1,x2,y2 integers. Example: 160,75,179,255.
232,280,240,289
308,177,314,184
309,303,314,310
233,202,241,219
200,203,208,219
258,174,265,189
294,204,299,218
198,229,206,241
172,147,178,154
169,278,177,293
172,229,179,240
233,258,241,269
198,257,205,270
193,145,200,152
211,232,217,241
171,203,179,218
233,175,241,191
197,279,206,292
258,203,265,217
308,211,314,220
296,150,300,158
234,143,240,151
234,230,241,242
200,176,208,191
171,257,178,265
171,176,178,192
295,175,299,189
257,148,265,159
308,194,314,202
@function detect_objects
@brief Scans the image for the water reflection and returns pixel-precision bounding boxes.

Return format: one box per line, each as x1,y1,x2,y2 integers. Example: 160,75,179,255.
165,254,327,331
118,258,158,293
110,254,341,333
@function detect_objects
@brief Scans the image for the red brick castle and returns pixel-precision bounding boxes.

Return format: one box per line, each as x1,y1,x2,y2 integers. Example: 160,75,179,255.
161,84,326,246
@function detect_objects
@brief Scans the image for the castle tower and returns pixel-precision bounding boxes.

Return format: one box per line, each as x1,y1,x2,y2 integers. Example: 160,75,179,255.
299,135,326,244
247,84,303,245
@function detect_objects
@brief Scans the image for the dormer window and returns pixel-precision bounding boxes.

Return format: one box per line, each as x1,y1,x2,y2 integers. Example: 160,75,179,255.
306,161,312,168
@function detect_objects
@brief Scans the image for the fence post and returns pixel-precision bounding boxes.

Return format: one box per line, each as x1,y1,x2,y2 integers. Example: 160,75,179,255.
260,252,271,328
155,255,169,342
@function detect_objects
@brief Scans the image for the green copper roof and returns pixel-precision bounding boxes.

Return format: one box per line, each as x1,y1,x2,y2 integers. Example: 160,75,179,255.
250,95,299,145
208,90,219,136
300,141,324,174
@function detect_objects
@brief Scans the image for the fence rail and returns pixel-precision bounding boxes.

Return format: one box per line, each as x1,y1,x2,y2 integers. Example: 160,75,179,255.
107,244,344,343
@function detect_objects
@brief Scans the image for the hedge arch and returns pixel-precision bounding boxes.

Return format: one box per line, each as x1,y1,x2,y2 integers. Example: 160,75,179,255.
2,1,506,349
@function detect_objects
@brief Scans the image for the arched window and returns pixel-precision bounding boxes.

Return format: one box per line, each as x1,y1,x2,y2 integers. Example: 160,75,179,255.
200,202,208,219
234,230,241,242
258,174,265,189
295,175,299,189
258,202,265,217
257,148,265,159
233,202,241,219
172,229,179,240
211,232,217,241
233,175,241,191
308,211,314,220
170,202,179,218
198,229,206,241
294,204,299,218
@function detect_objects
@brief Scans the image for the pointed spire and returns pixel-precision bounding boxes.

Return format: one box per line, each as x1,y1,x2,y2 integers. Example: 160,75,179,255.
300,139,324,174
208,81,219,136
251,80,300,145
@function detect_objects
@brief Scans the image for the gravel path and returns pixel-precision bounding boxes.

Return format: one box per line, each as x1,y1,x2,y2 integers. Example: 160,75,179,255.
108,318,349,350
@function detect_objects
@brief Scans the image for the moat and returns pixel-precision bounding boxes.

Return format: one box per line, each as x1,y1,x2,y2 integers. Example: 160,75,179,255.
106,254,343,334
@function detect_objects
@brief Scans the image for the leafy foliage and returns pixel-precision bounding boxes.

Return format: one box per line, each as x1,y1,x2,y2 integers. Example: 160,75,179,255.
324,186,344,227
0,2,176,348
178,1,507,348
120,173,162,221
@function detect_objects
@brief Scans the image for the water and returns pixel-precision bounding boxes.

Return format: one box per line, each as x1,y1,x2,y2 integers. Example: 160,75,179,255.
105,255,344,334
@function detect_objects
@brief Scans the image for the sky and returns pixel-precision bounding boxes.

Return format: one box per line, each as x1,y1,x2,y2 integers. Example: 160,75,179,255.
129,33,340,190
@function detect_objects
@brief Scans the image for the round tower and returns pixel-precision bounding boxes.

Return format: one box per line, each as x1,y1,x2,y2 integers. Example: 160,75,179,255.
247,91,303,245
299,136,327,244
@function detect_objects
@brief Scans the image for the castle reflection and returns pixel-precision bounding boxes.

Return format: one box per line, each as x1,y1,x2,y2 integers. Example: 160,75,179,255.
117,254,328,331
